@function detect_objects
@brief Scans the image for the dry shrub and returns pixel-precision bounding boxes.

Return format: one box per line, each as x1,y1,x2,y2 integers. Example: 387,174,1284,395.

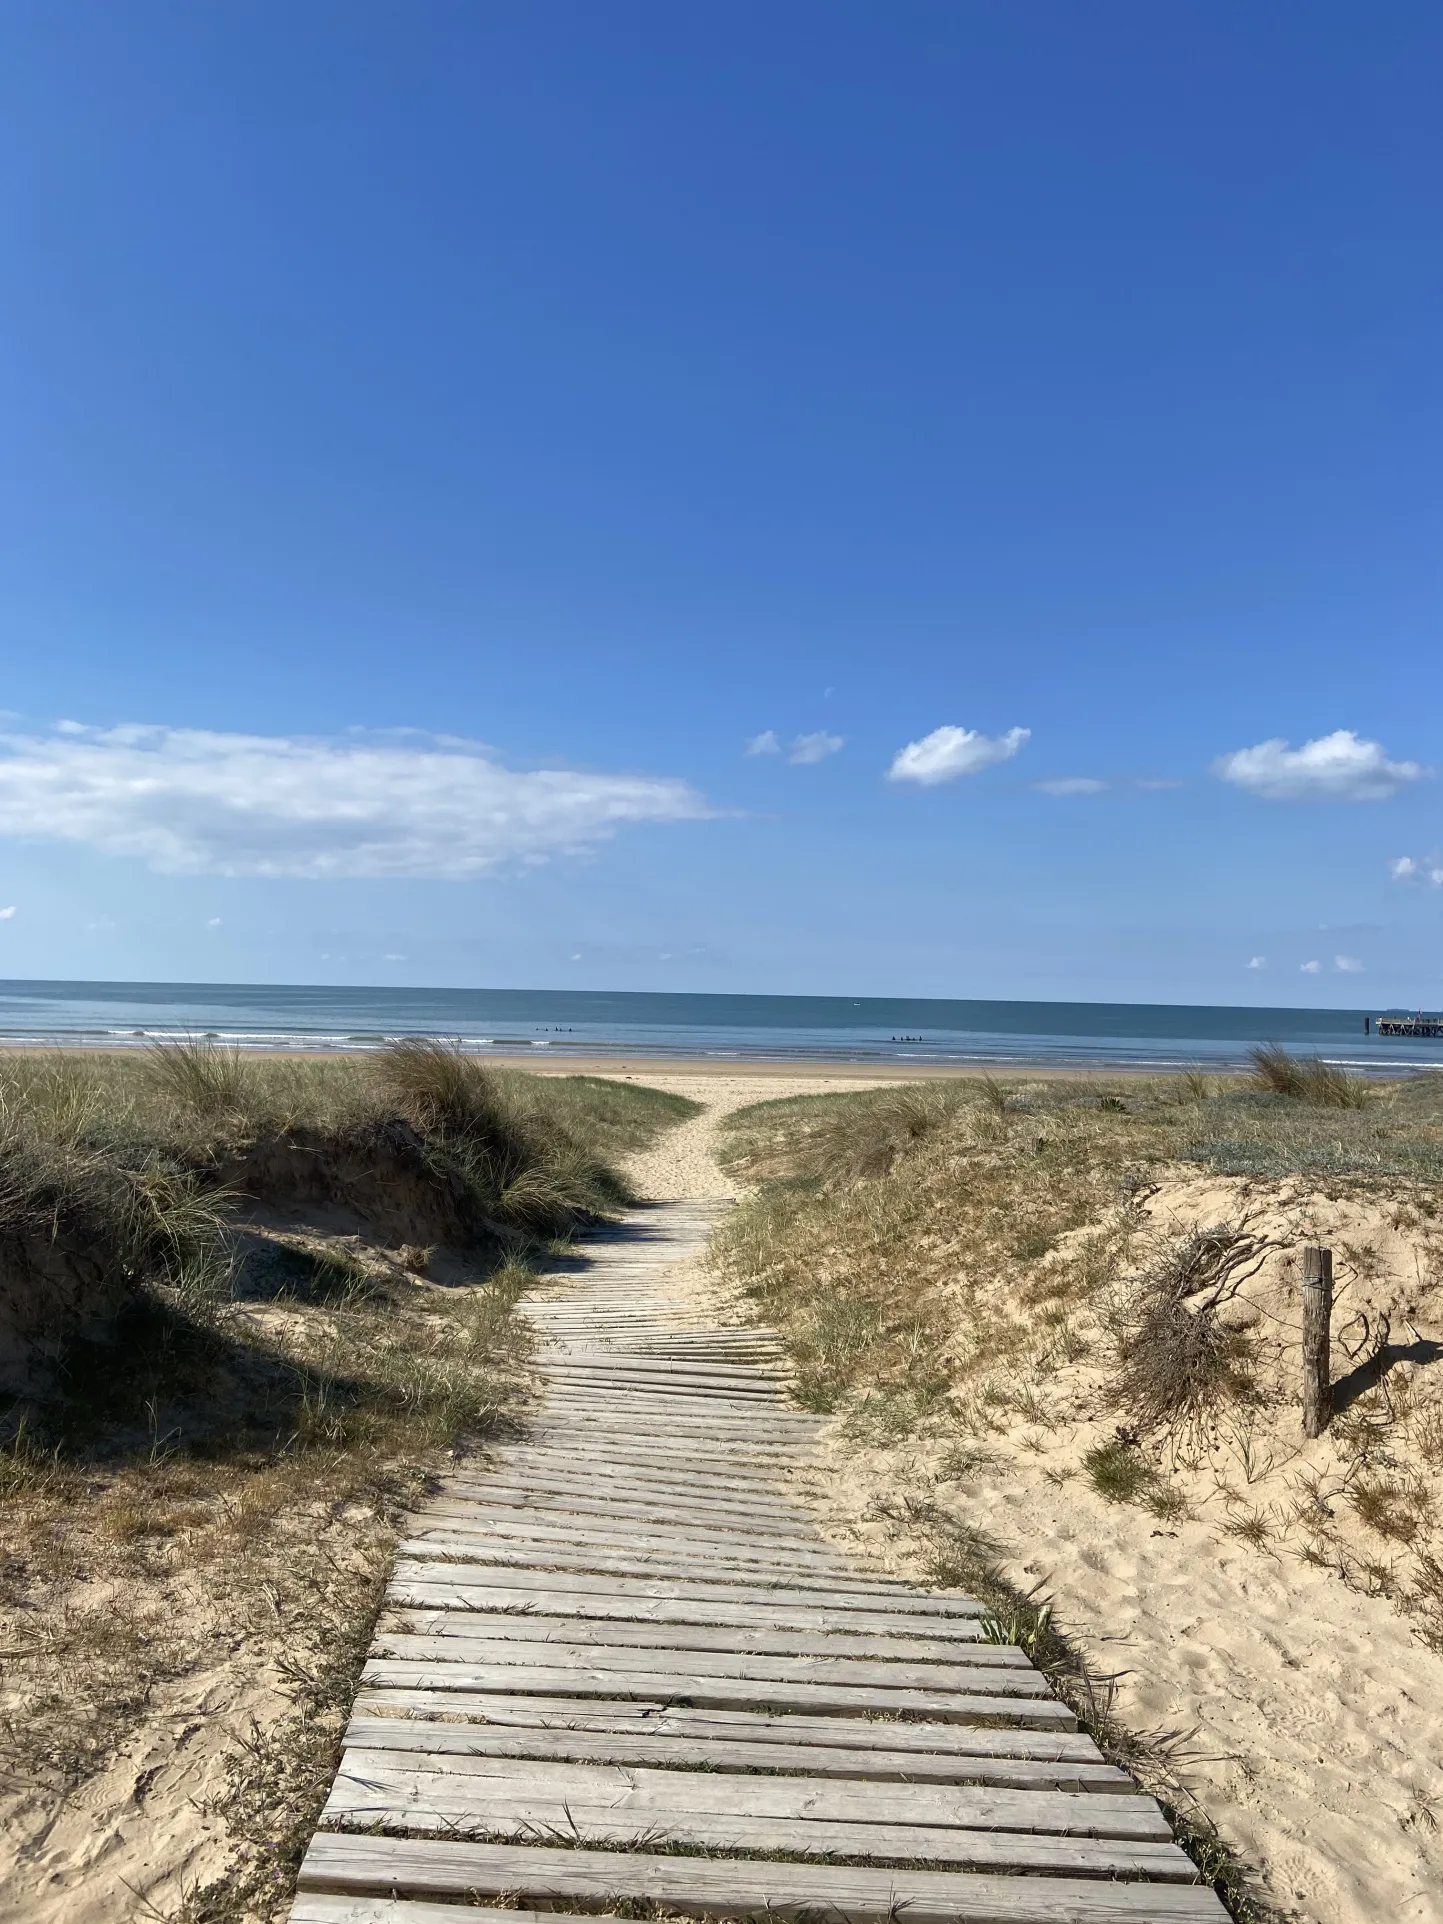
1108,1225,1266,1434
1111,1292,1250,1434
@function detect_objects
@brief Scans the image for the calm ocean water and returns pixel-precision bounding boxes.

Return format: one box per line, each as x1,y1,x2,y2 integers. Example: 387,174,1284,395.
0,979,1437,1072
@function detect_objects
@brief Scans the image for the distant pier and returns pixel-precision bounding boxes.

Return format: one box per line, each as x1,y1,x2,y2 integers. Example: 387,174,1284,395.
1374,1013,1443,1039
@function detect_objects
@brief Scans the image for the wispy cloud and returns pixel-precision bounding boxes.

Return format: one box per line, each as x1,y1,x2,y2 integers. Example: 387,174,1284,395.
788,731,844,765
1300,959,1323,973
1335,955,1364,973
1389,854,1443,885
887,725,1029,787
745,730,781,757
0,906,14,920
1035,777,1107,797
1214,730,1424,802
1245,955,1266,970
0,722,711,879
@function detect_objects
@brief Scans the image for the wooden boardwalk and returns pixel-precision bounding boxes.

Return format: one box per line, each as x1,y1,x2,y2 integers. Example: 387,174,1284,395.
291,1200,1228,1924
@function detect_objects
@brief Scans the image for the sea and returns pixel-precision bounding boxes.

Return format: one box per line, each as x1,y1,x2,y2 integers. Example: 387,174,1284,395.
0,979,1438,1074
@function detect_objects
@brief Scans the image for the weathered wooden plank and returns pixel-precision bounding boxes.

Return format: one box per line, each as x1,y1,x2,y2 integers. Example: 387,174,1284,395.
331,1748,1165,1837
372,1634,1046,1695
395,1543,977,1606
320,1774,1188,1878
379,1611,1024,1667
422,1490,820,1538
341,1715,1131,1792
446,1481,805,1524
425,1479,816,1520
538,1351,781,1372
541,1362,785,1388
407,1522,857,1573
359,1659,1076,1725
530,1409,815,1438
416,1509,829,1553
540,1382,786,1409
509,1414,805,1442
429,1497,817,1542
448,1468,806,1512
382,1603,990,1657
346,1691,1098,1759
297,1835,1229,1920
385,1574,983,1638
396,1540,878,1585
538,1378,787,1403
498,1440,803,1475
411,1501,845,1550
488,1443,795,1476
476,1450,795,1486
291,1902,612,1924
406,1533,854,1583
529,1398,818,1429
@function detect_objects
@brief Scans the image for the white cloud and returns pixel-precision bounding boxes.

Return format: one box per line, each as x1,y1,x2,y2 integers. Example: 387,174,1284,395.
0,905,14,920
745,731,781,757
1214,730,1423,802
887,725,1029,787
1300,959,1323,973
205,916,222,927
1389,854,1443,885
1390,856,1419,879
1245,956,1267,970
1335,955,1365,973
0,722,711,880
383,952,407,961
1035,777,1108,797
788,731,844,765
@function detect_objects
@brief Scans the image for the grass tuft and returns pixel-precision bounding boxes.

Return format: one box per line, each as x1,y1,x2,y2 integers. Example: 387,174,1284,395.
1248,1044,1371,1109
146,1037,252,1116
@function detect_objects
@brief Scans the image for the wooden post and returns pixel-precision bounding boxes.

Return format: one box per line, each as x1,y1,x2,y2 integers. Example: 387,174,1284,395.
1301,1245,1333,1438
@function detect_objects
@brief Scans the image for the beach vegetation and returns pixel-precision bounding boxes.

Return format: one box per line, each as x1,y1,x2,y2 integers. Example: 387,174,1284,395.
712,1065,1443,1654
0,1044,693,1921
1248,1043,1371,1109
1082,1436,1154,1501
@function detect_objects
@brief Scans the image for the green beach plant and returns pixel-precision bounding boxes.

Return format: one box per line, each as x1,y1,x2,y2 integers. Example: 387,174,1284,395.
1248,1043,1370,1109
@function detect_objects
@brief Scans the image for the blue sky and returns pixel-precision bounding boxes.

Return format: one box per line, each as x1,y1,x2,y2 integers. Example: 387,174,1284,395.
1,1,1440,1004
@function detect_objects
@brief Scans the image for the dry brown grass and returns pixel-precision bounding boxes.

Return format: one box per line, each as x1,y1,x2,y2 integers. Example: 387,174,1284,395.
1106,1226,1271,1436
711,1071,1443,1647
713,1071,1443,1417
